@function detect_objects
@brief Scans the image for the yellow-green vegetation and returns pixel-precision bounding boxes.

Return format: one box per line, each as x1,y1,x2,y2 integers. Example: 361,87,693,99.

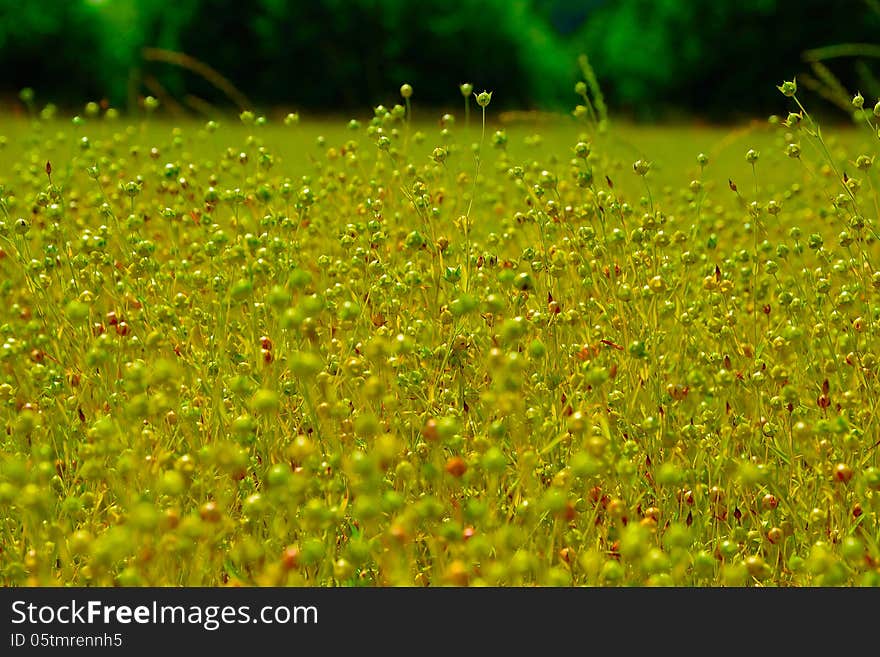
1,82,879,587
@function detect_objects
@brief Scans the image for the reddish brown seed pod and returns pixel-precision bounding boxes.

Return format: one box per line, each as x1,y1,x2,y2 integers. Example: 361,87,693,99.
199,501,221,523
669,384,688,401
643,506,661,522
761,494,778,510
389,524,408,544
138,546,154,564
260,335,273,350
445,456,467,478
115,321,130,336
767,527,784,544
835,463,853,483
421,418,439,442
640,516,657,529
281,546,301,570
444,560,469,586
607,498,626,517
609,540,621,559
163,508,180,530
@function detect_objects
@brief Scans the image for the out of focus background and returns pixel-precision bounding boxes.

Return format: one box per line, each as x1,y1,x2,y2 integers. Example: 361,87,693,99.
4,0,880,119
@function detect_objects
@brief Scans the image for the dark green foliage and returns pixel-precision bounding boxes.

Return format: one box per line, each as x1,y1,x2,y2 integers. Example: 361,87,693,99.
0,1,108,103
3,0,880,118
4,0,572,111
574,0,880,119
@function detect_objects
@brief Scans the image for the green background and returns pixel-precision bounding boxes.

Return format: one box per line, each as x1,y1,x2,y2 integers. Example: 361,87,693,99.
4,0,880,118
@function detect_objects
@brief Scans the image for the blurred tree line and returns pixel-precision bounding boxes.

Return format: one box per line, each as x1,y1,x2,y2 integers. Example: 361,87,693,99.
2,0,879,119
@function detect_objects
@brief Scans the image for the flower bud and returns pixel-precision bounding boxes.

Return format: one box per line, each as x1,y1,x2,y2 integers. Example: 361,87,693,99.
778,80,797,97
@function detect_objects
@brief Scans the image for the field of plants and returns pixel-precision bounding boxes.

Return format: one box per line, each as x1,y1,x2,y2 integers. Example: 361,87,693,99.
1,78,879,587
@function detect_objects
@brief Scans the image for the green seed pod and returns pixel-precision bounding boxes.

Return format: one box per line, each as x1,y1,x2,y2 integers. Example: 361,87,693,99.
601,559,624,582
778,80,797,97
250,389,279,414
513,272,534,291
